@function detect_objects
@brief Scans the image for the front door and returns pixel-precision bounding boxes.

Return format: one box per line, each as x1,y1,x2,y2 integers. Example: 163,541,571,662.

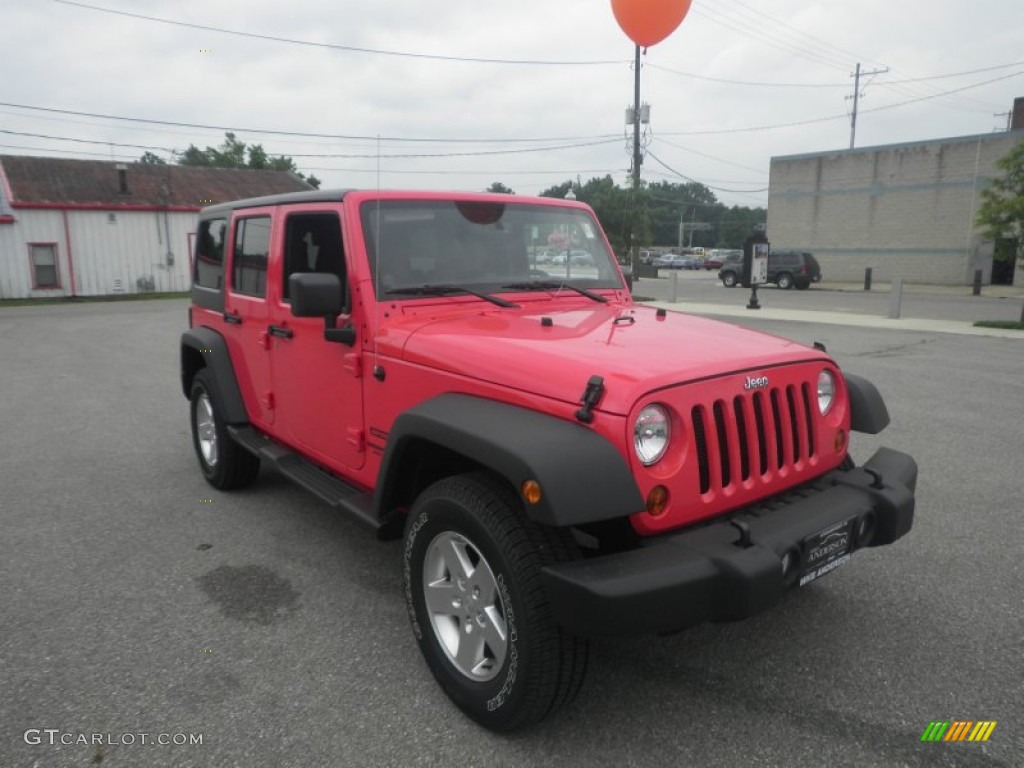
269,207,365,471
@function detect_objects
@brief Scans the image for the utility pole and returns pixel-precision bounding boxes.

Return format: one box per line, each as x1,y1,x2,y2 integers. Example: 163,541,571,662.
632,45,641,190
849,62,889,149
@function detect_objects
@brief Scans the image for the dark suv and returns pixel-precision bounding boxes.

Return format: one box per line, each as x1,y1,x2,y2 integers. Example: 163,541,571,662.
719,250,822,290
769,251,822,290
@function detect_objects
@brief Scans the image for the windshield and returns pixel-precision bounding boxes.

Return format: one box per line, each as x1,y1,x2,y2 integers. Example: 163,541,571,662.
360,200,623,299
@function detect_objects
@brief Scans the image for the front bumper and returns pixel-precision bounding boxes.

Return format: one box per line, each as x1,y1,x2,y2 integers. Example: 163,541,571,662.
542,447,916,636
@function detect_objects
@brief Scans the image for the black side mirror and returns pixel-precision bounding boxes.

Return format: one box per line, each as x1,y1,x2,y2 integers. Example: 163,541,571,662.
290,273,356,346
291,273,343,316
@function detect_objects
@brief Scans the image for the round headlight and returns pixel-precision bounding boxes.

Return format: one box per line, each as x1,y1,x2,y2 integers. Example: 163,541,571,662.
817,370,835,415
635,405,670,466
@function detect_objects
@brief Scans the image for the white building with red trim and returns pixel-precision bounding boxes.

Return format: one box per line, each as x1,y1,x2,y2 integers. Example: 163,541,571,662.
0,156,312,300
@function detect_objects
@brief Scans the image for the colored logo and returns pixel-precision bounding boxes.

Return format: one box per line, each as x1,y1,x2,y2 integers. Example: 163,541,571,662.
920,721,997,742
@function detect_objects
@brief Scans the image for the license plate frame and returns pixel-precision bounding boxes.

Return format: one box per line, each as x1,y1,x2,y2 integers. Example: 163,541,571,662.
799,518,855,587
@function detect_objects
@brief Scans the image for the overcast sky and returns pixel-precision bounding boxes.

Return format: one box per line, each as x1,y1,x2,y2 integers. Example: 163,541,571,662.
2,0,1022,207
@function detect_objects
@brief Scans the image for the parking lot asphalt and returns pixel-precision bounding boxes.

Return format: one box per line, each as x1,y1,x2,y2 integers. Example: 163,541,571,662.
2,298,1022,767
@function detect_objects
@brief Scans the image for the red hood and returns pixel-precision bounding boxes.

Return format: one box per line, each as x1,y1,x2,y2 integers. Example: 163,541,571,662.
379,301,827,415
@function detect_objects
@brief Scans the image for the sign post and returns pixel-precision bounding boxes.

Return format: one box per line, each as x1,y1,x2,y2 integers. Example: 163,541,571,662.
742,233,769,310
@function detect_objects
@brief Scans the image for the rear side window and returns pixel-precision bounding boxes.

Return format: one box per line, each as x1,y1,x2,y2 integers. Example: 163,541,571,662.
194,218,227,290
232,216,271,297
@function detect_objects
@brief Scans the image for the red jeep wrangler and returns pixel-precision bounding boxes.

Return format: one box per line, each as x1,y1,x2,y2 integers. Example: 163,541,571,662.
181,190,916,730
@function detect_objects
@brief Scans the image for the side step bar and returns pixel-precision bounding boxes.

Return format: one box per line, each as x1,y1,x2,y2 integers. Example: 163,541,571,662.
228,425,380,533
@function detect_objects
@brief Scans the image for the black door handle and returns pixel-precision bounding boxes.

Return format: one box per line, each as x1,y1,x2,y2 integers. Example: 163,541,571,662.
268,325,294,339
223,311,242,325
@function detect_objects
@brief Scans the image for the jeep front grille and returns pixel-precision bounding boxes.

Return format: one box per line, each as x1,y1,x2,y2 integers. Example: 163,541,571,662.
692,383,817,495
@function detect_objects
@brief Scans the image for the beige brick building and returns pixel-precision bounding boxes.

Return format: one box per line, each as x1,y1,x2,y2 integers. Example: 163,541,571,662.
767,130,1024,286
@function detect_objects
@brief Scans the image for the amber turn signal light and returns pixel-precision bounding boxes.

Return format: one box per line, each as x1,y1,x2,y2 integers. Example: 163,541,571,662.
646,485,669,517
521,480,543,505
834,429,847,453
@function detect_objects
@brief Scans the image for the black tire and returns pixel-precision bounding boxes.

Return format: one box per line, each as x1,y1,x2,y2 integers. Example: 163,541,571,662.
722,271,738,288
777,273,794,290
403,472,589,731
189,369,260,490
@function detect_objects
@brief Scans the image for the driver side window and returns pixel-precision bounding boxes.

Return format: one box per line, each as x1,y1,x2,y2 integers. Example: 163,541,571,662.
281,212,346,305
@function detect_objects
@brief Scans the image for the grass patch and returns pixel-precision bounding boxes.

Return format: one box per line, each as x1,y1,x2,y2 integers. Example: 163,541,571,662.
0,292,188,308
631,296,656,302
974,320,1024,330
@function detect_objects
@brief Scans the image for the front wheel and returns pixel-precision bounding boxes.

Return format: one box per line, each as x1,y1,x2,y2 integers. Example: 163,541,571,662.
403,472,588,731
190,370,260,490
722,271,738,288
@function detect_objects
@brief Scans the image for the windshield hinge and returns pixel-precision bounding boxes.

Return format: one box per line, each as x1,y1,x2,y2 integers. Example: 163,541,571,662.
575,375,605,424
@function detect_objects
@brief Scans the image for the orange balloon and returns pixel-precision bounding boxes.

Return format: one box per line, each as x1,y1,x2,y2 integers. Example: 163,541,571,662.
611,0,692,48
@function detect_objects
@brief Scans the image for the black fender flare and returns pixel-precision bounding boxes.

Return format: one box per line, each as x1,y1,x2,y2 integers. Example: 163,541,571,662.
844,373,890,434
180,327,249,424
375,394,644,527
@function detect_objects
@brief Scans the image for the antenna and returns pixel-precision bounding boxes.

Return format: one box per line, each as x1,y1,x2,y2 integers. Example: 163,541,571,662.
372,135,382,377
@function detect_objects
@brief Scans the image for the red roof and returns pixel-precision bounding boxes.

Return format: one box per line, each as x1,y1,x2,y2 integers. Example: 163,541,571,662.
0,155,313,210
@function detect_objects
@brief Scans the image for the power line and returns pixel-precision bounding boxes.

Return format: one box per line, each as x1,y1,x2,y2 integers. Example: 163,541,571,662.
0,128,621,160
647,64,845,88
0,101,620,145
652,136,768,175
53,0,627,67
646,151,769,194
710,0,1004,112
0,129,174,153
658,67,1024,136
647,58,1024,89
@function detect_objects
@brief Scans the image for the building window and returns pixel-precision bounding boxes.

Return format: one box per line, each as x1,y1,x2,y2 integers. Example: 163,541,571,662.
232,216,271,298
28,243,60,289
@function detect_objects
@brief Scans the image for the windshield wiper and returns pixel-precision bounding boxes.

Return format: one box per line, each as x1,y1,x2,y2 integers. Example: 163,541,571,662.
501,280,608,304
385,284,519,308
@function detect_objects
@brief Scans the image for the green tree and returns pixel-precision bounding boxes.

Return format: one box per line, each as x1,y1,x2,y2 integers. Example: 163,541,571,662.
486,181,514,194
974,141,1024,296
138,151,167,165
976,141,1024,320
171,132,320,188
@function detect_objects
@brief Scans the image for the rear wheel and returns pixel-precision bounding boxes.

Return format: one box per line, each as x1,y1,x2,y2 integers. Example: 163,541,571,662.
190,370,260,490
777,273,794,290
403,472,588,731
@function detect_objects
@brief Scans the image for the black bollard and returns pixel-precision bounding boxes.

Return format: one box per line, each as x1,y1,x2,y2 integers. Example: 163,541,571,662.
972,269,982,296
864,267,872,291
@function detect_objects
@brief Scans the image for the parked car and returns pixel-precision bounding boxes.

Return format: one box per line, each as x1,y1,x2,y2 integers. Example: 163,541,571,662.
551,249,594,267
769,250,822,289
716,252,746,286
719,250,822,289
704,249,742,270
181,190,913,730
653,253,701,270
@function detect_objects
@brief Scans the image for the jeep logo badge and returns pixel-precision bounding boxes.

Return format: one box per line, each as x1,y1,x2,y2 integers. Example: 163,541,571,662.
744,375,769,390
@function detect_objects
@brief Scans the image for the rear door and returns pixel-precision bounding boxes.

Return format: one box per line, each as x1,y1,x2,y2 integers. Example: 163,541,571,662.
224,209,276,427
268,206,365,471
